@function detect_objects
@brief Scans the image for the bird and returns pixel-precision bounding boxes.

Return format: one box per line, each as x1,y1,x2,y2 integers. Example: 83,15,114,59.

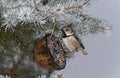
62,25,88,56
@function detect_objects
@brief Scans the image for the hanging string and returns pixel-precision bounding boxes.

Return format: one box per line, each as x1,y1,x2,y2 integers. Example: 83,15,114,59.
50,17,57,37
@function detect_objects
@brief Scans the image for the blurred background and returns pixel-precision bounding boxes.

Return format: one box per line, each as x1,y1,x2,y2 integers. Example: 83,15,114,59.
65,0,120,78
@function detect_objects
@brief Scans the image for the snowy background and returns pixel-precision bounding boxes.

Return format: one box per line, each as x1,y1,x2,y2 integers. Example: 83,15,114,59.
65,0,120,78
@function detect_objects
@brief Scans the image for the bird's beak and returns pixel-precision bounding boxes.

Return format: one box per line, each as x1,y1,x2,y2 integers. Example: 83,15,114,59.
61,29,66,37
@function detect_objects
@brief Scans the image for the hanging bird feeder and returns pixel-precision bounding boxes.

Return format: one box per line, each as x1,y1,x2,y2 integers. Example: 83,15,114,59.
34,34,66,71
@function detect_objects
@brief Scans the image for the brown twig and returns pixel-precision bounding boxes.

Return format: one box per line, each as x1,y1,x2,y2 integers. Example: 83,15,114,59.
65,0,90,11
33,0,41,12
57,74,63,78
4,4,22,9
65,5,83,10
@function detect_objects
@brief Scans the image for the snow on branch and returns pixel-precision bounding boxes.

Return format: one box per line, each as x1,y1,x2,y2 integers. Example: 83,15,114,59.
0,0,110,35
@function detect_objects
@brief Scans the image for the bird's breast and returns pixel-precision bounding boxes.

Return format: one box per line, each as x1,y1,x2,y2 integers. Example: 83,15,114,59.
62,36,80,51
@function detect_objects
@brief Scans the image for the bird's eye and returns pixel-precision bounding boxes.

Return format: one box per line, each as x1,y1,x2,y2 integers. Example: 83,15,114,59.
66,29,68,31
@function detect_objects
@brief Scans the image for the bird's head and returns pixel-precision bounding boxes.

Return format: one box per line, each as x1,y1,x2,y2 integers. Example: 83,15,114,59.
62,25,74,37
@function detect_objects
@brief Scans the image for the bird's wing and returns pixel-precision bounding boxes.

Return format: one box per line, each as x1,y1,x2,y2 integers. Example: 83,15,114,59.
73,35,85,49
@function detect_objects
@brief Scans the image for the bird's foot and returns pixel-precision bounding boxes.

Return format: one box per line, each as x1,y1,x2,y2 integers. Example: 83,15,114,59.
82,50,88,55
